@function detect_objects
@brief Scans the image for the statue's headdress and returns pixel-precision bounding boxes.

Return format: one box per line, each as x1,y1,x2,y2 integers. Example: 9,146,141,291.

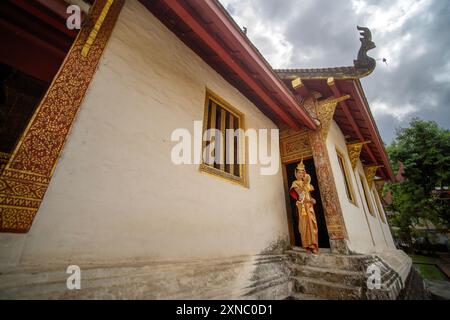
296,158,305,171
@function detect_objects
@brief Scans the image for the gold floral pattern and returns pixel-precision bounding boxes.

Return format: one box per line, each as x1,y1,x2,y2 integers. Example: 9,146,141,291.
364,165,383,188
304,97,348,243
0,0,124,233
280,129,312,164
346,141,371,169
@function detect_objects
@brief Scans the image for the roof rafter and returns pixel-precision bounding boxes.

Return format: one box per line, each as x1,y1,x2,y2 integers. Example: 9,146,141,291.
157,0,317,130
327,77,387,179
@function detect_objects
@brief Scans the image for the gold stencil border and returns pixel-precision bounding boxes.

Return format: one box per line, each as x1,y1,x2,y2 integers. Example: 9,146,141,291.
0,0,124,233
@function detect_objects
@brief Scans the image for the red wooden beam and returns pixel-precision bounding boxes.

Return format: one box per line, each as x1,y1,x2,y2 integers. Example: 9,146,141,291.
200,0,317,130
291,77,310,98
0,18,66,82
353,80,395,181
12,0,79,38
35,0,73,19
160,0,316,130
328,79,388,179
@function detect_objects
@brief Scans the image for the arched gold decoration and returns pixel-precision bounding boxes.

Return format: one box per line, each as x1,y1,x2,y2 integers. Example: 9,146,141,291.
346,141,371,169
279,129,312,164
363,165,383,188
315,95,350,140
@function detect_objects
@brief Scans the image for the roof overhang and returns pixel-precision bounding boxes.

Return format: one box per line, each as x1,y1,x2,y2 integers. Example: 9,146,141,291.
277,73,394,181
353,79,394,181
140,0,317,130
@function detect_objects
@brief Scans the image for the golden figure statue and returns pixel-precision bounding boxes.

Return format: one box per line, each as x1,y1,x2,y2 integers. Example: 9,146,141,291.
289,159,319,254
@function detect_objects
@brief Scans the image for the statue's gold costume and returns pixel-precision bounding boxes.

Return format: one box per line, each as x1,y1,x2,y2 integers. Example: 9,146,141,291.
289,159,319,254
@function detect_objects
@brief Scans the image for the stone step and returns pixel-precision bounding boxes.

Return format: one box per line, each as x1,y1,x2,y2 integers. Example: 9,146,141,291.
291,265,365,287
241,277,291,300
286,249,372,272
0,254,291,300
292,276,363,300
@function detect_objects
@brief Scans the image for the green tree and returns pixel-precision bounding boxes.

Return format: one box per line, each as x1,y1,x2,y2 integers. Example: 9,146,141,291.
386,118,450,238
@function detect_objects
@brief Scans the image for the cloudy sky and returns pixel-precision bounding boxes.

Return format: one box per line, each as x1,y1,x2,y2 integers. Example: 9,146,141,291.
220,0,450,144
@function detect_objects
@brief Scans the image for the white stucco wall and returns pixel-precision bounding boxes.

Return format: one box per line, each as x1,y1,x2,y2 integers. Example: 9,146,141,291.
0,0,288,267
370,184,396,248
354,162,388,250
326,121,395,253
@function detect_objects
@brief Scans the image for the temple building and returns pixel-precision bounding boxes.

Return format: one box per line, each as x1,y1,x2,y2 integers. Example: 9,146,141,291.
0,0,424,299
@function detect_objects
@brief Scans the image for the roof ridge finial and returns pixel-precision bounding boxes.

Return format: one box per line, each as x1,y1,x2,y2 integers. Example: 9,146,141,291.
353,26,376,76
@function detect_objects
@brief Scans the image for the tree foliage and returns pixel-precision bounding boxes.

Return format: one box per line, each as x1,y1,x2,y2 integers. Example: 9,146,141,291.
386,118,450,236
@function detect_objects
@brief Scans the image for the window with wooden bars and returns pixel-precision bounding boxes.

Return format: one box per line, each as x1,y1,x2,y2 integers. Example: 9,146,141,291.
359,174,375,216
200,90,247,186
336,149,356,205
372,189,387,223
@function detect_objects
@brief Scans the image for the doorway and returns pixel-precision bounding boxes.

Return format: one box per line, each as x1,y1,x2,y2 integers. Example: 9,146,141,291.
285,157,330,248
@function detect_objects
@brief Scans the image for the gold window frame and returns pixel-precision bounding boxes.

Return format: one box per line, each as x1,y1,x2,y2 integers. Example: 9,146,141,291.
372,188,387,223
336,148,357,205
359,174,375,216
199,89,247,187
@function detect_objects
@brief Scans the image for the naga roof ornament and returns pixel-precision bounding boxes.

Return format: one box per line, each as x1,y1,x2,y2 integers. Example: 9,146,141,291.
275,26,377,80
353,26,376,76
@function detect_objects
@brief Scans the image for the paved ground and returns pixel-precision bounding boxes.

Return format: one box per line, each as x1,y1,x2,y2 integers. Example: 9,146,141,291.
410,253,450,300
426,280,450,300
437,252,450,279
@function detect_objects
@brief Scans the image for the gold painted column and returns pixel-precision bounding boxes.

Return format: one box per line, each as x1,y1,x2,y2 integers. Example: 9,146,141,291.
304,96,351,254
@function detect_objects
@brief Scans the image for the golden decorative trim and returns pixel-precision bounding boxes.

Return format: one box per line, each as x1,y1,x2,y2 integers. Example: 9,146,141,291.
280,129,312,164
81,0,114,57
346,140,370,169
1,169,50,184
291,77,303,90
363,165,383,188
327,77,335,87
199,163,246,187
325,95,351,105
359,173,375,216
0,0,124,233
315,95,350,140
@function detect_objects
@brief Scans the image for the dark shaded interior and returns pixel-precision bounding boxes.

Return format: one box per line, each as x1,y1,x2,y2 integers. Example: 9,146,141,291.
0,0,80,158
0,64,48,155
286,158,330,248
